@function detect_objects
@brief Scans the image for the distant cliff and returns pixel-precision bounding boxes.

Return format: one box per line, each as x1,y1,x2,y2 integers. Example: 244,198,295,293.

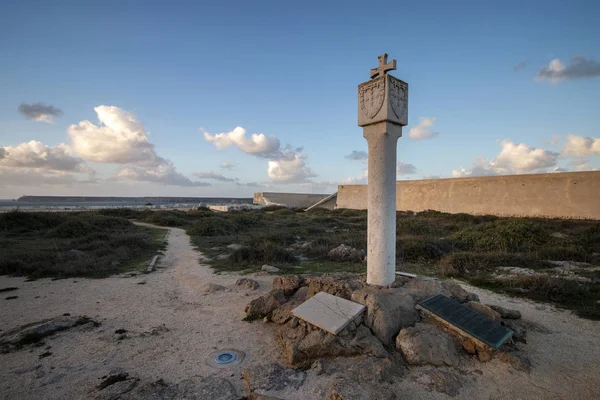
17,196,252,204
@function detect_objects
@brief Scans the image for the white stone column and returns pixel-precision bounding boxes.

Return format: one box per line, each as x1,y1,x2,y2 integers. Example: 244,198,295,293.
358,54,408,286
364,122,402,285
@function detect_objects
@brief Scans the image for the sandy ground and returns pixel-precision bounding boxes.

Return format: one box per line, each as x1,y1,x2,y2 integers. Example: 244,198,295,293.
1,224,599,400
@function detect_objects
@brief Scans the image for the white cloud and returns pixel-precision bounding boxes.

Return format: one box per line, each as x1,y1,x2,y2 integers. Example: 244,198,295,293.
18,103,63,123
452,157,497,178
204,127,280,156
397,160,417,175
268,153,316,184
220,161,235,170
551,167,569,173
408,117,439,140
562,135,600,157
494,140,559,172
422,175,441,180
68,106,165,166
115,162,210,187
0,141,93,174
452,141,559,177
342,168,369,185
193,170,236,182
345,150,368,161
0,168,98,188
536,56,600,83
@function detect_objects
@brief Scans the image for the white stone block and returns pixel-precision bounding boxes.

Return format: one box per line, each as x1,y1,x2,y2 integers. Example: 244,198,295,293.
291,292,366,335
358,75,408,127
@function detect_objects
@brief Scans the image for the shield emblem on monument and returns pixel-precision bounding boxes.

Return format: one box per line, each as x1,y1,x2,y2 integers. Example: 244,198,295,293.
389,79,408,121
360,79,385,119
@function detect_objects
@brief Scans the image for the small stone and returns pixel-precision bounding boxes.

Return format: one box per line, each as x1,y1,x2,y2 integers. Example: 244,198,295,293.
261,265,281,273
488,304,522,320
235,278,260,290
441,280,470,303
327,244,366,262
467,292,480,302
466,302,501,322
201,283,227,294
226,243,243,250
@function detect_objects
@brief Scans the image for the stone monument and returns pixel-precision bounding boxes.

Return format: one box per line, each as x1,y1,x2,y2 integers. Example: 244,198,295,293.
358,53,408,286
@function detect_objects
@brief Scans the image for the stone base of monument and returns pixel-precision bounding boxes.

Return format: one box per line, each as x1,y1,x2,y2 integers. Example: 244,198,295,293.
243,273,530,399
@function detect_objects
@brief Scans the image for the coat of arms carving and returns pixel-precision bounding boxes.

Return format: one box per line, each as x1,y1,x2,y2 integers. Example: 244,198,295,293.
359,78,385,119
389,79,408,121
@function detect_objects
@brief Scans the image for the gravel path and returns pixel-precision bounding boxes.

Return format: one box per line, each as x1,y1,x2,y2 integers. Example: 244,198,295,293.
1,224,599,399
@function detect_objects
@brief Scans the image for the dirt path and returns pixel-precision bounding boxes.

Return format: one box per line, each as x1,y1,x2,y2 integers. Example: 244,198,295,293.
1,224,599,399
0,224,279,400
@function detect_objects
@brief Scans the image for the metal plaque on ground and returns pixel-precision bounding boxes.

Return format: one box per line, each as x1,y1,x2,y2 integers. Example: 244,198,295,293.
418,294,513,349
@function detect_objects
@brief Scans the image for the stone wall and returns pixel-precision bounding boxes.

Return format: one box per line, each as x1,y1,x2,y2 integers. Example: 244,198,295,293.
336,171,600,219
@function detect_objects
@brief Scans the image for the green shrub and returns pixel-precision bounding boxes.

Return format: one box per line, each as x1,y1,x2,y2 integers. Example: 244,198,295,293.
262,205,287,212
229,244,296,265
52,220,94,238
0,211,64,233
141,212,190,227
397,239,448,262
452,218,549,252
439,251,548,275
188,216,239,236
97,208,148,219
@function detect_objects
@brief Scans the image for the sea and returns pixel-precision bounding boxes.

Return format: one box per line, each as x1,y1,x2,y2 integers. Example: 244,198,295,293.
0,199,254,212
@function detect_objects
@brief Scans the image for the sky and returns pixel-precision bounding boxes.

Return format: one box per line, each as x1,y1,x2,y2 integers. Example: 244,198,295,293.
1,0,599,199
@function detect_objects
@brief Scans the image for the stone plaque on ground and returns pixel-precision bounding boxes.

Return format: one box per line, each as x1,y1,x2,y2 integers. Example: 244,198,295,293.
417,294,513,349
292,292,366,335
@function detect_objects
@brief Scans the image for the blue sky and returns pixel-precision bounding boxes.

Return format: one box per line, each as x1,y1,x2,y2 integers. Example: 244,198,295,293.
1,0,599,198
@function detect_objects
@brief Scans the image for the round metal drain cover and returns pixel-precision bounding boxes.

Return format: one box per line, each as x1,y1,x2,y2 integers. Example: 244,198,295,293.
215,351,237,364
206,349,245,369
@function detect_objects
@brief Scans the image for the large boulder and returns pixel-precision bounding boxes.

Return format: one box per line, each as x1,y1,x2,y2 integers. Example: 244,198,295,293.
272,275,302,296
396,323,460,367
351,287,418,346
245,290,286,319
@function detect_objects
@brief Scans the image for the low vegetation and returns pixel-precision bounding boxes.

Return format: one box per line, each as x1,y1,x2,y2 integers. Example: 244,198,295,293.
1,206,598,319
0,211,165,279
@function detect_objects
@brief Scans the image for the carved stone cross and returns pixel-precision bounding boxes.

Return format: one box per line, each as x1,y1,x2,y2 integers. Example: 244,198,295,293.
370,53,397,79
